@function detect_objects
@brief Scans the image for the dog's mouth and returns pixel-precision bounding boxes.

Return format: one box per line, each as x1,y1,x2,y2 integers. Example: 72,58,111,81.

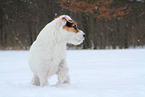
74,38,85,45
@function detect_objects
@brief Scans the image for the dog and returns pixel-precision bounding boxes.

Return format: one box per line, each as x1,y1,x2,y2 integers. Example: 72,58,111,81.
28,15,85,86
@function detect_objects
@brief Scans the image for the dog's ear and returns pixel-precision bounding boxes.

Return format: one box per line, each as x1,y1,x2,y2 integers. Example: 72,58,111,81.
56,15,72,27
59,16,71,27
62,17,73,23
62,16,74,28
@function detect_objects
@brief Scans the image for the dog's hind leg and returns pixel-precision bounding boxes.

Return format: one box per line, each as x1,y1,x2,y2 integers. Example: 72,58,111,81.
31,74,40,86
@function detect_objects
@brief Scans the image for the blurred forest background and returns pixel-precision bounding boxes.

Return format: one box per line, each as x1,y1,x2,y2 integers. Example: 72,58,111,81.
0,0,145,50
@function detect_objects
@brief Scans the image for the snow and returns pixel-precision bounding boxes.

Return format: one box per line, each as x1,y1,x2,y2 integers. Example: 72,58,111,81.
0,49,145,97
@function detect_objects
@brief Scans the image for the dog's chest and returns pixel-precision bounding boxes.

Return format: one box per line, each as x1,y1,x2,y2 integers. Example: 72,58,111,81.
50,43,66,62
44,44,66,75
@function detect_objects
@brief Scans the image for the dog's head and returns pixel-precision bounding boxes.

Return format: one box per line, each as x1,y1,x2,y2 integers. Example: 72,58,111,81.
55,15,85,45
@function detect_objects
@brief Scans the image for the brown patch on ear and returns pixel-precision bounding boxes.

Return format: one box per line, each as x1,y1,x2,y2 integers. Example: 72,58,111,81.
62,17,68,22
62,17,73,23
63,25,79,33
55,16,60,19
56,16,60,18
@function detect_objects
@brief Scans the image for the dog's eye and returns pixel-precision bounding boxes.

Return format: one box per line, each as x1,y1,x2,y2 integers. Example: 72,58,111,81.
73,25,77,29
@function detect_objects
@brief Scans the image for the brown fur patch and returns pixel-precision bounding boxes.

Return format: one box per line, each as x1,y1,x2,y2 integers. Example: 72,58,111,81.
54,16,60,20
63,25,79,33
61,16,79,33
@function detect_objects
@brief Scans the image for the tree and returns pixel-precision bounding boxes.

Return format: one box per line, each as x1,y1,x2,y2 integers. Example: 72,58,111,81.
57,0,130,20
57,0,131,49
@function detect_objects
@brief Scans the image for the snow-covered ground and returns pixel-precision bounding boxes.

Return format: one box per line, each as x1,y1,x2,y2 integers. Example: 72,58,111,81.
0,49,145,97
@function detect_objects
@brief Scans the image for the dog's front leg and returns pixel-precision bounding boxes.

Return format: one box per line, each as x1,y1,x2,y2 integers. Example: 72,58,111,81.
57,59,70,84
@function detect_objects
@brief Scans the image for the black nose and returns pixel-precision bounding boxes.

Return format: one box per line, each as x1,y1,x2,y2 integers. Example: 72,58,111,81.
83,34,86,38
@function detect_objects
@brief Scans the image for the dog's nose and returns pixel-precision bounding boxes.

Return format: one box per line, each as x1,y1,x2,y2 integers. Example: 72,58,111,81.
83,34,86,38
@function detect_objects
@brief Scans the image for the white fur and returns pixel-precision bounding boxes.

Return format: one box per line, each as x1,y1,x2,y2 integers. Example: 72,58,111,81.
28,15,85,86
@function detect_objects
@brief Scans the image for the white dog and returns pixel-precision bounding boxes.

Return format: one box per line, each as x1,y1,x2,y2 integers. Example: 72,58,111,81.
28,15,85,86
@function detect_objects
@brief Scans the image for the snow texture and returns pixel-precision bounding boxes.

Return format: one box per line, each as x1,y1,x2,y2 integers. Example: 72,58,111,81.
0,49,145,97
